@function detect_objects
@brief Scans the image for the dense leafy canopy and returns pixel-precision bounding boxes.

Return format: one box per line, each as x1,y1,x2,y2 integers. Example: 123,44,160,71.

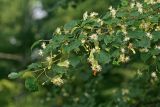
11,0,160,106
2,0,160,107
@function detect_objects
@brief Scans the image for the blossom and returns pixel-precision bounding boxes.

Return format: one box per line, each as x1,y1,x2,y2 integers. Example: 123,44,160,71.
123,31,127,35
138,8,143,13
136,2,143,13
46,56,52,69
136,2,142,9
131,27,136,31
155,26,160,31
38,49,43,56
95,46,100,52
97,18,104,25
87,49,96,63
140,21,151,31
81,39,86,44
91,64,102,72
122,88,129,95
83,11,88,20
130,2,135,8
119,54,130,63
51,76,64,86
56,27,61,34
89,34,98,40
109,6,117,18
41,42,46,49
121,48,125,53
128,43,136,54
46,56,52,62
108,27,115,35
123,36,130,42
121,25,127,35
64,42,68,46
151,72,157,78
137,69,142,76
88,48,102,76
90,12,98,17
91,63,102,76
146,32,152,39
155,45,160,50
125,56,130,62
139,48,149,52
84,92,90,98
144,0,156,4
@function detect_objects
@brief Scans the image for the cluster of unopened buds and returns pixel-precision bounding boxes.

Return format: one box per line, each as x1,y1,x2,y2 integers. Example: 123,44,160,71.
121,88,129,95
89,34,98,41
150,72,158,83
139,48,149,52
120,24,128,35
139,21,151,31
55,27,61,34
136,2,143,13
51,76,64,86
128,43,136,54
108,6,117,18
119,54,130,63
123,36,130,42
88,49,102,76
144,0,160,4
83,11,104,25
146,32,153,40
83,11,98,20
155,45,160,50
38,42,46,56
155,26,160,31
130,1,143,13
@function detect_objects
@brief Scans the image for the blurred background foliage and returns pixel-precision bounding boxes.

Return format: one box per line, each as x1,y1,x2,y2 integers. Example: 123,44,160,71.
2,0,153,107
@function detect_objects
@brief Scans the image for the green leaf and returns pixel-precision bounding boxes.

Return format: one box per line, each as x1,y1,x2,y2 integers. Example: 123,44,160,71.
104,35,114,45
8,72,21,79
52,65,66,74
96,51,111,64
64,20,78,30
102,12,110,20
128,30,145,39
111,50,120,58
150,16,159,23
25,77,38,92
152,31,160,42
130,11,140,17
69,56,80,67
104,18,120,25
151,49,160,56
28,63,42,70
140,53,151,62
116,11,127,17
63,40,81,53
134,37,151,48
31,40,42,51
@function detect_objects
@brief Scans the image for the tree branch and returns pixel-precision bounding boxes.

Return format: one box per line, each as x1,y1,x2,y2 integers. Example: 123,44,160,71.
0,52,23,62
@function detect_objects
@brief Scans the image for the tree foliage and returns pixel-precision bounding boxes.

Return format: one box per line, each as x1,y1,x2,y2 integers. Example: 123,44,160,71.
8,0,160,107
